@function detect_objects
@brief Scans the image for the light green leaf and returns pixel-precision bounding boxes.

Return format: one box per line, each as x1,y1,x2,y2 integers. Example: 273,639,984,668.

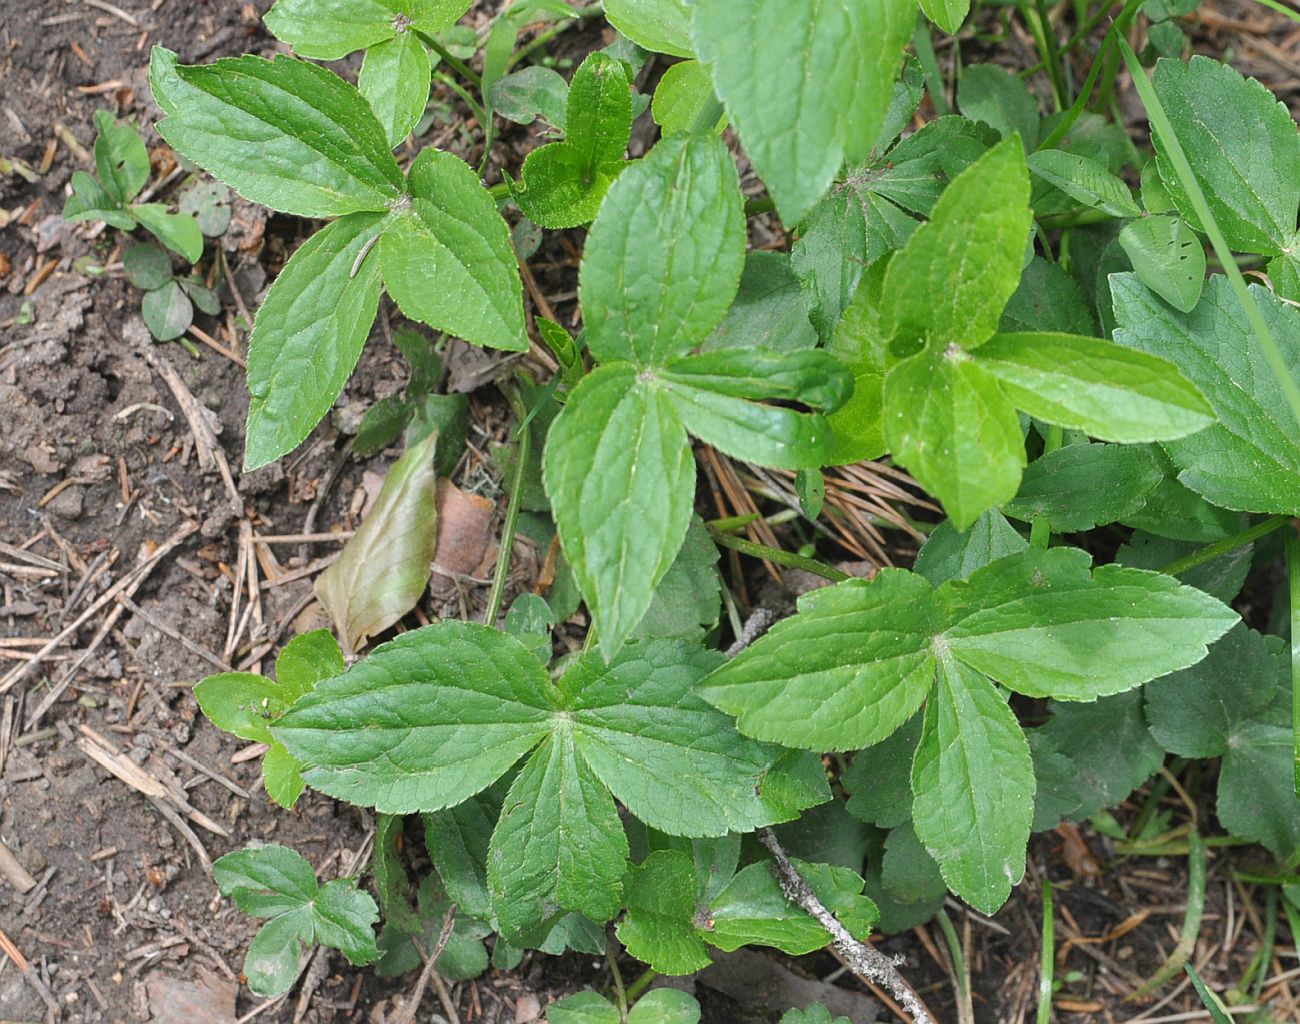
698,570,938,751
548,992,621,1024
487,731,628,944
1003,443,1164,532
274,621,555,813
974,331,1216,442
1151,55,1300,254
151,50,403,218
244,212,385,470
562,641,811,835
264,0,471,59
628,990,701,1024
881,136,1033,352
379,149,527,352
911,657,1034,915
93,109,149,203
262,743,306,810
515,52,631,228
604,0,693,56
883,343,1026,532
652,60,716,135
314,429,439,655
694,0,914,225
1118,215,1205,313
616,851,712,975
921,0,970,33
63,170,136,230
213,844,378,996
359,31,432,148
542,366,695,658
580,132,745,366
939,547,1239,700
140,279,193,341
131,203,204,263
1111,273,1300,514
1028,150,1141,218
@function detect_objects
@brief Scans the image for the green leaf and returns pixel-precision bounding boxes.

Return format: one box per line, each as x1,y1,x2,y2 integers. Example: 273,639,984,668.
843,715,923,828
488,731,628,944
423,782,507,924
617,851,711,975
999,256,1096,336
63,170,135,230
781,1006,850,1024
150,50,403,218
604,0,693,56
178,179,233,237
913,511,1027,586
939,547,1239,700
921,0,970,33
131,203,204,263
262,743,306,809
910,657,1034,914
314,429,439,655
141,279,193,341
504,593,556,662
212,844,378,996
178,278,220,316
705,859,877,955
244,212,385,470
580,132,745,366
373,813,420,935
866,822,948,933
489,66,569,129
883,343,1026,532
379,149,526,352
195,673,288,746
705,252,817,354
694,0,914,224
652,60,717,135
274,621,555,814
93,109,149,203
359,31,432,148
1118,215,1205,313
373,874,491,980
698,570,938,751
515,52,631,229
1216,723,1300,860
1027,150,1140,218
1112,273,1300,514
1003,443,1164,532
631,518,720,641
548,992,621,1024
543,366,694,657
1151,55,1300,254
1116,531,1252,606
264,0,471,59
560,641,812,835
353,396,414,458
974,331,1216,442
628,990,701,1024
1028,691,1164,831
957,64,1040,144
881,136,1033,352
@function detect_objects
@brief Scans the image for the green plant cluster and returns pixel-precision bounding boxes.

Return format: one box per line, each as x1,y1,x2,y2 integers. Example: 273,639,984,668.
110,0,1300,1012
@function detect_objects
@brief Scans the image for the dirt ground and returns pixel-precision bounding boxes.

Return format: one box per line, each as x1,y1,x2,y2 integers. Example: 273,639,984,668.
1,2,1298,1023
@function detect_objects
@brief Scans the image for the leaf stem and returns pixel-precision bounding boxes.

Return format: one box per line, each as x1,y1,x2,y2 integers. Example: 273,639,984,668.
1157,515,1290,577
706,527,851,583
1128,828,1206,998
418,31,482,90
1038,880,1055,1024
689,94,726,136
435,71,491,138
483,387,530,627
1120,38,1300,432
622,968,658,1004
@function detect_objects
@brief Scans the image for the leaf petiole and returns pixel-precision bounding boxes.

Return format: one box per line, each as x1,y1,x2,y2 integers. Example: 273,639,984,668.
1157,515,1290,577
706,526,851,583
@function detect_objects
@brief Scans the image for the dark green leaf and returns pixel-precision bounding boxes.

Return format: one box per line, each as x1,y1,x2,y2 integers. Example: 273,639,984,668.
264,0,471,59
124,243,173,291
913,511,1027,586
1003,443,1164,532
141,279,193,341
704,252,817,354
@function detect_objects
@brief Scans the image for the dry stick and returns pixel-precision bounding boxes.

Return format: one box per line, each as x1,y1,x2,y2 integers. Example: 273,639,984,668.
1,521,197,699
116,593,233,672
756,828,934,1024
396,907,461,1024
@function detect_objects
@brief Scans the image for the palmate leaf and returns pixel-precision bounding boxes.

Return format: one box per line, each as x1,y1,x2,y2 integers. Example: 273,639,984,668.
1112,273,1300,514
700,549,1236,910
275,629,821,940
693,0,914,226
